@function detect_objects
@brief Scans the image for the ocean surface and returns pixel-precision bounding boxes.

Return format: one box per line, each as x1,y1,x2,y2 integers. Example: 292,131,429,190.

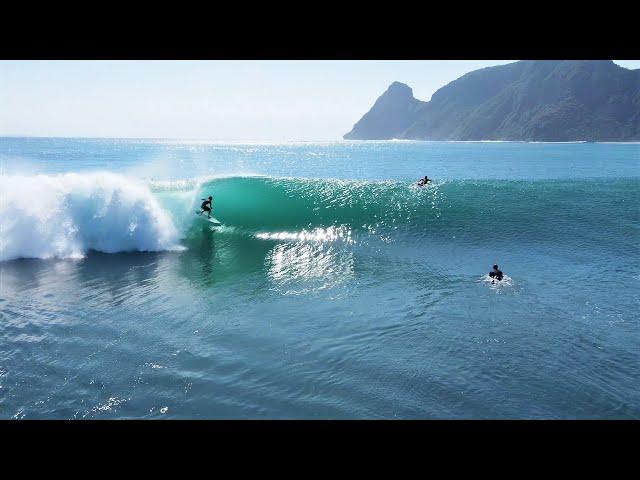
0,138,638,419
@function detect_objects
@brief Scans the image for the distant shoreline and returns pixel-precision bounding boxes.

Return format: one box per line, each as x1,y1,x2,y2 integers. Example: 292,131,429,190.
1,136,639,145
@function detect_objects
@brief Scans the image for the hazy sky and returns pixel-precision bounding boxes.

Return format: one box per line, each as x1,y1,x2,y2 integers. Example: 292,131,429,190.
2,60,639,141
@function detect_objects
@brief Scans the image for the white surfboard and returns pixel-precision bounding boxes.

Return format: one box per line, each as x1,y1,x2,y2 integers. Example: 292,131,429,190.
196,212,222,226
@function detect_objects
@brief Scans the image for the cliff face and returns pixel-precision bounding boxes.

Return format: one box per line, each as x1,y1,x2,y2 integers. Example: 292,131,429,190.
343,82,427,140
345,61,640,141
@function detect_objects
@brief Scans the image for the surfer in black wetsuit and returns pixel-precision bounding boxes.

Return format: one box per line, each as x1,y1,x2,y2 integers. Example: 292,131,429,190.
200,196,213,218
489,264,504,283
417,176,431,186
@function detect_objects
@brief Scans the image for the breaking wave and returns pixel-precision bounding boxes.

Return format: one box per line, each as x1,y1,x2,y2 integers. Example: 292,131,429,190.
2,172,635,261
0,172,182,261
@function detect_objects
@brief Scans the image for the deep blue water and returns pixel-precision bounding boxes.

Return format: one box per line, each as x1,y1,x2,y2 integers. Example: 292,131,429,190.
0,138,638,419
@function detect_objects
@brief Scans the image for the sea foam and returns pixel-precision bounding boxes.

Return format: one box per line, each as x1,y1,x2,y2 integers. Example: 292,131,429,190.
0,172,182,261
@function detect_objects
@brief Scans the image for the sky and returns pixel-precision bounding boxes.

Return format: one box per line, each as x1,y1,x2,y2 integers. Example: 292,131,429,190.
1,60,639,141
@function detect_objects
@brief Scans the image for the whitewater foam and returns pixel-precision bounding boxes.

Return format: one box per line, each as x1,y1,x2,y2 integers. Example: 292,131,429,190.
255,226,354,244
0,172,182,261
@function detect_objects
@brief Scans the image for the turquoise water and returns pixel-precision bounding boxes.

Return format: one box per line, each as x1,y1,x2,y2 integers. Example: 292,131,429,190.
0,138,638,419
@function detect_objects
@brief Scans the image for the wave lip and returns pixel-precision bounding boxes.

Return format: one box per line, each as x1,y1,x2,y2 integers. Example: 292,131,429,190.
0,172,182,261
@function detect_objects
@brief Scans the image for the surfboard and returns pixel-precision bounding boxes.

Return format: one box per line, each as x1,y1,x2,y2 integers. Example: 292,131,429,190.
196,212,222,226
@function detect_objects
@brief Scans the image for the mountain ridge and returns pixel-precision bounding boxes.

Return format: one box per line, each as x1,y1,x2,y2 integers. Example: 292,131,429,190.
344,61,640,141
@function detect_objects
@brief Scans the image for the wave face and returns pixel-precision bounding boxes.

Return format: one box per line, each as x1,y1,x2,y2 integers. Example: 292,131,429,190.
0,173,181,261
190,176,638,248
193,176,440,232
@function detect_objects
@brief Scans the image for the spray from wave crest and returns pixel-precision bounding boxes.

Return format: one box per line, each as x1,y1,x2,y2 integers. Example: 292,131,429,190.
0,172,182,261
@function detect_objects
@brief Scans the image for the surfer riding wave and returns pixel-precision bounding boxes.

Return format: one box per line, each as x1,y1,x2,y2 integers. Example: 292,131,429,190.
199,196,213,218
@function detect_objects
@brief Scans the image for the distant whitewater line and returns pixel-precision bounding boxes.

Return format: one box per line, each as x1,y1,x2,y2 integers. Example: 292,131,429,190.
0,172,183,261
